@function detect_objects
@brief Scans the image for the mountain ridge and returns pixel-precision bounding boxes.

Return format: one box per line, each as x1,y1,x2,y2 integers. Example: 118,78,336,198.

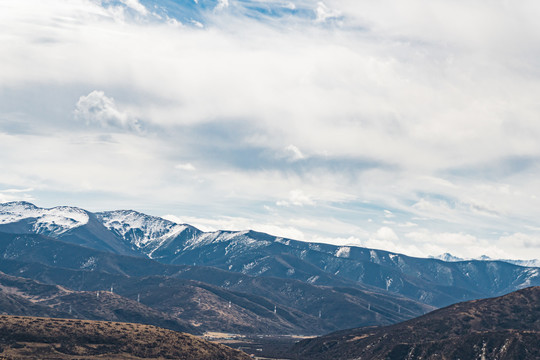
1,202,539,310
0,231,434,334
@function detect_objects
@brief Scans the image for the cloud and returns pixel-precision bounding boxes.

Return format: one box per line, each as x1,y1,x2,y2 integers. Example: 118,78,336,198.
74,91,141,132
0,188,35,203
373,226,399,242
276,190,315,207
2,0,540,259
215,0,229,11
162,214,306,240
308,235,363,247
119,0,148,16
405,230,477,246
499,233,540,249
283,145,305,161
175,163,196,171
315,2,341,23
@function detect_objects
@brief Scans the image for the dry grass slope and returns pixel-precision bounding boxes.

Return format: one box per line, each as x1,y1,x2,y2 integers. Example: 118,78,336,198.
0,315,251,359
290,286,540,360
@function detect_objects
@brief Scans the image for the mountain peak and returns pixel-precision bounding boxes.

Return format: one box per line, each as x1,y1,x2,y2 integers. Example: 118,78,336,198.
0,202,89,233
95,209,194,249
0,200,38,209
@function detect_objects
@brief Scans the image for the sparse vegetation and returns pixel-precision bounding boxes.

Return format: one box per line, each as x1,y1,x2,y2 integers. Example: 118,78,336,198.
0,314,250,359
289,287,540,360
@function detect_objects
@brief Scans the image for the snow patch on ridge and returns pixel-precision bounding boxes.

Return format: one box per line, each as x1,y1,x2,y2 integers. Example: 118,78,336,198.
431,252,540,267
184,230,250,248
335,246,350,258
96,210,187,249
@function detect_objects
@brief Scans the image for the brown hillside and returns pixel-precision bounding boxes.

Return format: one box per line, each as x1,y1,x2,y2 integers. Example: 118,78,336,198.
0,314,250,359
290,286,540,360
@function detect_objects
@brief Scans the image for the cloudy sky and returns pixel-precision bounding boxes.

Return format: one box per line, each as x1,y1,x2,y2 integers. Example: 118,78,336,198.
1,0,540,260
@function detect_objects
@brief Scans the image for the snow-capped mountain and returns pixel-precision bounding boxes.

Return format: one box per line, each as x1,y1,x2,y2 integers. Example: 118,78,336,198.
431,253,540,268
0,202,138,256
0,201,89,236
1,201,539,308
95,210,194,257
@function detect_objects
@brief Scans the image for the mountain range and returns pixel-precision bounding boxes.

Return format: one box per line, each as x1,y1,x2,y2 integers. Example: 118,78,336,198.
0,201,539,337
431,252,540,267
0,231,430,335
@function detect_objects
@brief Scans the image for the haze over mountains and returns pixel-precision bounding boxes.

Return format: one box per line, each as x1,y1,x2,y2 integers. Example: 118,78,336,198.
0,201,539,338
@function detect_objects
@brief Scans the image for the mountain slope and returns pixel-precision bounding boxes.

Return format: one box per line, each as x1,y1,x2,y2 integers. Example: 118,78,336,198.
0,271,198,334
0,232,433,334
289,286,540,360
0,314,250,359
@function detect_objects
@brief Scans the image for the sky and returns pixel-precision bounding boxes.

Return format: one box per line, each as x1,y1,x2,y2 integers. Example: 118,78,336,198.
1,0,540,260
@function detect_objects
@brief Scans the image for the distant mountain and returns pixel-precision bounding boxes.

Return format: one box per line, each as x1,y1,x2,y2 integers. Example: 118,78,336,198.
0,202,139,256
289,286,540,360
0,314,250,360
0,232,432,334
431,252,540,267
430,252,466,262
1,202,539,310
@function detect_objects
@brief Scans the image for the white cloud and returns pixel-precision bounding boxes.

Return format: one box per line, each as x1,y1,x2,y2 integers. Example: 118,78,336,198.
74,91,140,132
362,226,426,257
1,188,34,194
0,188,35,204
2,0,540,259
283,144,305,161
162,214,306,240
276,190,315,207
215,0,229,11
175,163,196,171
307,235,362,247
406,230,477,246
284,2,296,10
373,226,399,242
315,2,341,23
499,233,540,249
119,0,148,16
